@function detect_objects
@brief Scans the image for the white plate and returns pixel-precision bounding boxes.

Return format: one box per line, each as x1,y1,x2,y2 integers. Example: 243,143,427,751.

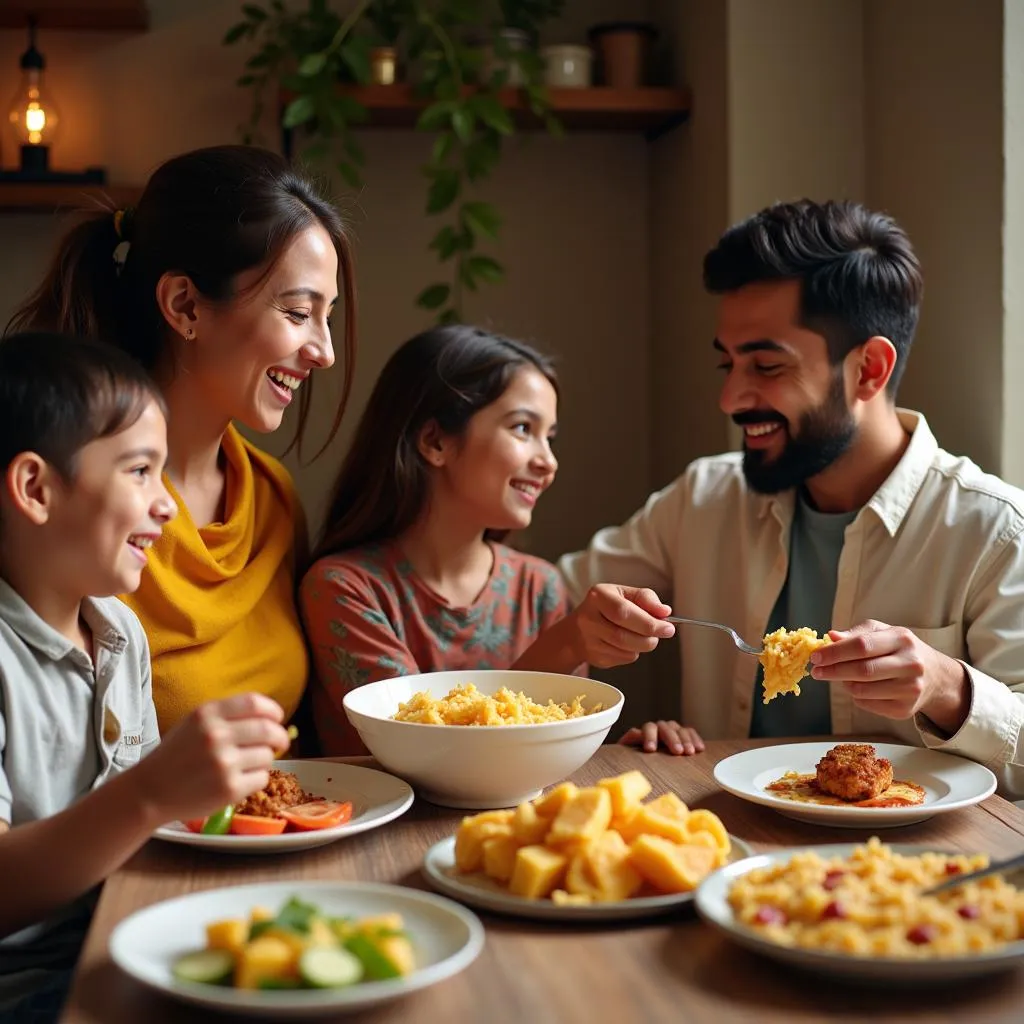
695,844,1024,982
153,761,414,853
421,833,753,921
713,742,996,827
109,880,485,1018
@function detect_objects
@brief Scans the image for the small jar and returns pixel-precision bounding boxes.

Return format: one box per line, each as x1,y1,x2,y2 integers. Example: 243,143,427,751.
541,45,593,88
588,21,657,88
369,46,398,86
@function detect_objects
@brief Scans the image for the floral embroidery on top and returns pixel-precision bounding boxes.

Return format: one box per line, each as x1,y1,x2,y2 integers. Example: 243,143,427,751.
300,542,575,756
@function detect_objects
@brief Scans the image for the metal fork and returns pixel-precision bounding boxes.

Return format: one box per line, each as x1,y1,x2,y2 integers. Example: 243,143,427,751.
664,616,763,656
923,850,1024,895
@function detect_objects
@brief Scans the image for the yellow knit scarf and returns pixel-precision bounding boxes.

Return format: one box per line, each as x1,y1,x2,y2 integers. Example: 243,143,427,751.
122,425,308,733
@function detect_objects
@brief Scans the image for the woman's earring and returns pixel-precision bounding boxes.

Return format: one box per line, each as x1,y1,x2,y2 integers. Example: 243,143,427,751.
185,327,194,340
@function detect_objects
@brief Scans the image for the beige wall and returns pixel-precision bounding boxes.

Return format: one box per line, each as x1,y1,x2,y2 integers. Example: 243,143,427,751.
649,0,729,486
864,0,1006,476
728,0,865,218
1004,0,1024,484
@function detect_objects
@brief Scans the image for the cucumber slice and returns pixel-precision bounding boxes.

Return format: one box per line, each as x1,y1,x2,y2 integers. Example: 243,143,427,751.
344,934,401,980
298,946,364,989
172,949,235,986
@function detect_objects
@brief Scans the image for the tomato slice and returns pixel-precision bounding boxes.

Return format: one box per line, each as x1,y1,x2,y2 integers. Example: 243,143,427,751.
184,818,206,834
230,814,287,836
280,800,353,831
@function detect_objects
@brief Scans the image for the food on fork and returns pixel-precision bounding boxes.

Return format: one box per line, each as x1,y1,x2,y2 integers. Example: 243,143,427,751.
765,742,926,808
171,896,415,990
759,627,832,703
391,682,601,725
453,770,730,904
815,743,894,801
184,769,353,835
729,837,1024,957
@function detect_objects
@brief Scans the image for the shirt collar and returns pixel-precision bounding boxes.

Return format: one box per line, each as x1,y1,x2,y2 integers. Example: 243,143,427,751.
753,408,936,536
0,578,129,661
865,409,938,536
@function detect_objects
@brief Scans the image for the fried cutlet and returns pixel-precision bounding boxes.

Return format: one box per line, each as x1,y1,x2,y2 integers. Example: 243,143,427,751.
815,743,893,802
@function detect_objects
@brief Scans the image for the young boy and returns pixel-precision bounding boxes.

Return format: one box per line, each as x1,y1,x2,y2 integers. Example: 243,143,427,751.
0,333,291,1021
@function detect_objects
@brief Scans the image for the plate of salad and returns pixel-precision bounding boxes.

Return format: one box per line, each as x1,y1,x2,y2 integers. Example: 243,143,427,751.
152,761,414,854
109,882,485,1017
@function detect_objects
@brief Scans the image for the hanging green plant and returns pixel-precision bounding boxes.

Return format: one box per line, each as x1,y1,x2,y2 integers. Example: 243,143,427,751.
224,0,566,324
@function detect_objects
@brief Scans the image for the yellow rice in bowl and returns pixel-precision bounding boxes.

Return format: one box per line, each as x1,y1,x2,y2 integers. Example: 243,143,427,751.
391,683,600,726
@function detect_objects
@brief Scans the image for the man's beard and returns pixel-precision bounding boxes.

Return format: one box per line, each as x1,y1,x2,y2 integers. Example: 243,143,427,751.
738,372,856,494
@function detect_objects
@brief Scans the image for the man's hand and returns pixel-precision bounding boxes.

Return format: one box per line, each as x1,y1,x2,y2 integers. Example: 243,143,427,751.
618,721,705,755
809,620,971,734
567,583,676,668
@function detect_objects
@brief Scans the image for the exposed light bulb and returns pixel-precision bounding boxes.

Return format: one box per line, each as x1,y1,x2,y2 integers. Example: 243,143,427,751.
6,18,60,175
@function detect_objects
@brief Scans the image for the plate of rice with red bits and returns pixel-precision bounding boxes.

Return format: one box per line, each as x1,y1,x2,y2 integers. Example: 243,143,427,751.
153,761,414,854
695,838,1024,982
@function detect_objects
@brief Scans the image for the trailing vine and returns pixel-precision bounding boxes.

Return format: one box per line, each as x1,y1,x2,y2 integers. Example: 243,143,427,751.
224,0,565,323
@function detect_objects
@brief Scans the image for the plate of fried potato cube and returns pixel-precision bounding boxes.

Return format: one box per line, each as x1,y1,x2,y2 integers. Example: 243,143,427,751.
422,770,751,921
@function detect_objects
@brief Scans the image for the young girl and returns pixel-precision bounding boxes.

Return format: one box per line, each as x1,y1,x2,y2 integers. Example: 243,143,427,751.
7,145,357,736
300,324,674,755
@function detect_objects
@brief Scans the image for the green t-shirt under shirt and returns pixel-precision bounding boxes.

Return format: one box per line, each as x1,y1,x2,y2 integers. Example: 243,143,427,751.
749,493,858,738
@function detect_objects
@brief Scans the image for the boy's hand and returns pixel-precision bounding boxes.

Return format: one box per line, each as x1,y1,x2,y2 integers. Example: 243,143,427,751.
568,584,676,668
131,693,290,824
618,720,705,755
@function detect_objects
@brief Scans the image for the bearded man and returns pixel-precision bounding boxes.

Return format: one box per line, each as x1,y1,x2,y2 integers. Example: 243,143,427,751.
557,199,1024,797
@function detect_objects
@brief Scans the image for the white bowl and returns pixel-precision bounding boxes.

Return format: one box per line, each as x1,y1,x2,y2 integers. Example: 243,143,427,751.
343,670,624,809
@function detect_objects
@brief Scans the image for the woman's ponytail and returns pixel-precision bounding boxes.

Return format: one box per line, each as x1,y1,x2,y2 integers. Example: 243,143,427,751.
5,209,123,345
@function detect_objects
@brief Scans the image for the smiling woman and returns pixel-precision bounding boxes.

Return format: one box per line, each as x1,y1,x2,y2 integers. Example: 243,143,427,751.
5,145,358,735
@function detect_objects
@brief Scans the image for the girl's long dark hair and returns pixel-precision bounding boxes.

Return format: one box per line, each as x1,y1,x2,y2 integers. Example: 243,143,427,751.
315,324,557,558
6,144,356,457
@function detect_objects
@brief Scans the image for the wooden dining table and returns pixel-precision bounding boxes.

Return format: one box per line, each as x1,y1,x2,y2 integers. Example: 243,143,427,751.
60,738,1024,1023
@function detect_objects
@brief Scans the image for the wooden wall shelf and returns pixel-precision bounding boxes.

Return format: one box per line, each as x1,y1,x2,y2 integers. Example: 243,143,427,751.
0,182,143,213
0,2,149,31
282,84,691,140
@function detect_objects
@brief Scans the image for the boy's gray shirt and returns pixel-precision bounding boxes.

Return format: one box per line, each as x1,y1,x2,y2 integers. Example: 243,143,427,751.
0,577,160,1007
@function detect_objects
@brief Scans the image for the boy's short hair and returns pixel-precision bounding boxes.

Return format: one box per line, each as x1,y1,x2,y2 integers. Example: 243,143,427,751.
0,332,165,481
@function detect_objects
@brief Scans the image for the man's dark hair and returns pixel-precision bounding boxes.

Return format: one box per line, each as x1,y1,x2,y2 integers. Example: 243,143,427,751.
703,199,923,395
